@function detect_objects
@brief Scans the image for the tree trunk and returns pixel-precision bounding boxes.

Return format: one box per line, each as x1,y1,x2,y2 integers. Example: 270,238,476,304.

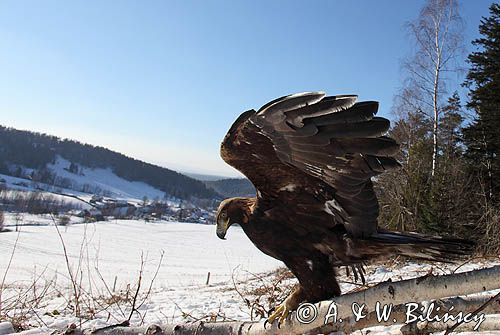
431,18,442,178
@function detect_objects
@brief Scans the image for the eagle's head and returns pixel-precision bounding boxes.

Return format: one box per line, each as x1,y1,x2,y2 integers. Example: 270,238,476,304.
215,197,255,239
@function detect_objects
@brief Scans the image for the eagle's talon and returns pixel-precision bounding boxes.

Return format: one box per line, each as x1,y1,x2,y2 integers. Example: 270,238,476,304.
279,308,290,325
267,303,290,327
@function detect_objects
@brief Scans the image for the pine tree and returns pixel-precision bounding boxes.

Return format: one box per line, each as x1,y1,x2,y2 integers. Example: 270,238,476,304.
463,3,500,202
439,92,464,158
420,93,471,236
376,110,433,233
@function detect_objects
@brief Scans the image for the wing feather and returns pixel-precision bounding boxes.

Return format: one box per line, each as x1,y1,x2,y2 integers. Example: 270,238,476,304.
221,92,400,238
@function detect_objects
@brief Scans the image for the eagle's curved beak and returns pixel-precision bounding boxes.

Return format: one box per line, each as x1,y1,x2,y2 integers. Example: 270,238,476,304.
216,217,229,240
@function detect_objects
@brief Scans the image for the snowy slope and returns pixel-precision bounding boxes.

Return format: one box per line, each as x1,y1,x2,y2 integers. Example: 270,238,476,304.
1,156,170,204
46,157,167,201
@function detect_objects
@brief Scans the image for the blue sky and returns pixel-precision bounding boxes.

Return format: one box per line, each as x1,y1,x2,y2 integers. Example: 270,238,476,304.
0,0,492,177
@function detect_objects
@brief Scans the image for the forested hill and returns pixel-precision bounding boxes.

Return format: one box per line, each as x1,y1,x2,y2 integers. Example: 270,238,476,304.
204,178,255,198
0,126,219,200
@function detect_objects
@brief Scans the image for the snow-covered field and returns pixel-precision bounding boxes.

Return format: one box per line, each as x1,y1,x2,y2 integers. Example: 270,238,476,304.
0,215,284,332
0,215,281,287
0,215,499,334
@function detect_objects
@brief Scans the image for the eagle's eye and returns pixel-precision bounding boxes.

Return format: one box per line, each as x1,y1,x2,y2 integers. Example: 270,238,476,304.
221,212,227,219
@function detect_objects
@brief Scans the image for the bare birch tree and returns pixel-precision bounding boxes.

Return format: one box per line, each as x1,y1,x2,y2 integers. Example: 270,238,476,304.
403,0,464,177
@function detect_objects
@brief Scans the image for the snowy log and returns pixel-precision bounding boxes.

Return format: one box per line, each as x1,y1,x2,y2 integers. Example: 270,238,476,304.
252,265,500,335
271,264,500,335
18,265,500,335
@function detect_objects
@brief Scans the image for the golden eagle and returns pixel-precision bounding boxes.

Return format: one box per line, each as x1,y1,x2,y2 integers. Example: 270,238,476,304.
215,92,471,324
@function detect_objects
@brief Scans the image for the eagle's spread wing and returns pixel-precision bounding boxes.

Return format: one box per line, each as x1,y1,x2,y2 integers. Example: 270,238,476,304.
221,92,400,238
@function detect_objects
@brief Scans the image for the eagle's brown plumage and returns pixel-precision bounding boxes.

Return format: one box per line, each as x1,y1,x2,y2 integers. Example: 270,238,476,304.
216,92,472,323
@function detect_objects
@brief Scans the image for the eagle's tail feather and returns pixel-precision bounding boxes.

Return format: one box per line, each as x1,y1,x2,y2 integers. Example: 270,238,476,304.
370,230,474,263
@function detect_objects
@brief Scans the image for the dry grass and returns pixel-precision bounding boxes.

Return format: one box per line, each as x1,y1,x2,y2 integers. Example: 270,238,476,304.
228,266,296,321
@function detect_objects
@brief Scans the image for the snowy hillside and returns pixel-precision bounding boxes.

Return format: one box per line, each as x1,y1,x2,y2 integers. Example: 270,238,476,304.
47,157,168,201
1,157,167,203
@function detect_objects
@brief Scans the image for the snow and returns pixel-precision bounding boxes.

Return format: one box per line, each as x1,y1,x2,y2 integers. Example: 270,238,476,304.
0,217,281,288
0,216,498,334
0,217,282,332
